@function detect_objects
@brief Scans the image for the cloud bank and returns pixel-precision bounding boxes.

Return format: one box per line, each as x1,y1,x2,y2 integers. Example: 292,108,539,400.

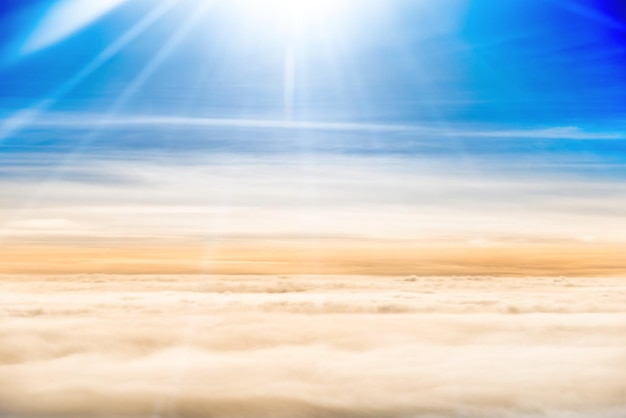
0,154,625,275
1,275,626,418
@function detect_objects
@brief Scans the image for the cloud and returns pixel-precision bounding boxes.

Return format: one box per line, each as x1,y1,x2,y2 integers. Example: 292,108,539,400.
5,218,89,231
6,113,624,140
1,275,626,417
0,154,625,242
0,153,625,275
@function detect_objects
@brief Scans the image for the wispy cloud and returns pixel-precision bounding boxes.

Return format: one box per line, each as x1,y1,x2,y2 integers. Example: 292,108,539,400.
5,113,623,139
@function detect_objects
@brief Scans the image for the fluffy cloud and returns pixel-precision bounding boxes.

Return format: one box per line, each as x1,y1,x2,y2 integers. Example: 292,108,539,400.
1,275,626,417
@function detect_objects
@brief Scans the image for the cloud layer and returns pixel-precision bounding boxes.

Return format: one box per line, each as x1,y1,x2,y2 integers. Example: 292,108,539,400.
1,153,625,275
2,275,626,418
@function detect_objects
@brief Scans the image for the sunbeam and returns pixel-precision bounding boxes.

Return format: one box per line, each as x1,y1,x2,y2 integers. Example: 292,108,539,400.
0,0,179,144
20,0,128,55
237,0,347,36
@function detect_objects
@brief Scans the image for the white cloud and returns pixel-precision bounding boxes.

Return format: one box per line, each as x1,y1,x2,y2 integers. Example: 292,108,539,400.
1,155,625,244
7,113,623,139
1,275,626,417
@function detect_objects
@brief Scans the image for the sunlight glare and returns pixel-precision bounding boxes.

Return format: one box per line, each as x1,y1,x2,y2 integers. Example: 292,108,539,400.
240,0,344,35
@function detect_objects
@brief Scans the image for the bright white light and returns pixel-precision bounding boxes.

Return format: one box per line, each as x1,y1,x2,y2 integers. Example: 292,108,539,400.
21,0,127,54
240,0,344,35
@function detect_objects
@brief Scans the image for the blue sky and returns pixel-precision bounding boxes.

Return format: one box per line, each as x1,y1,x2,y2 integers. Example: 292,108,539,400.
0,0,625,274
0,1,625,164
1,0,626,126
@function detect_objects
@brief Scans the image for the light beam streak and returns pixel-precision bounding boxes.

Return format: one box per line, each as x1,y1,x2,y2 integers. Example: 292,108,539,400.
0,0,180,144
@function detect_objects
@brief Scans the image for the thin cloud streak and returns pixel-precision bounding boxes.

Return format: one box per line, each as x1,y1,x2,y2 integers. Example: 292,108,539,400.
4,113,623,139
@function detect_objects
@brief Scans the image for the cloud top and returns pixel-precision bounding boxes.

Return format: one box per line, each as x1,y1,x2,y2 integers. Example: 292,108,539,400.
1,275,626,418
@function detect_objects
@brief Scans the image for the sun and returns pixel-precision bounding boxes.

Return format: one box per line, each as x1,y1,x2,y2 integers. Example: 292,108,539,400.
239,0,344,36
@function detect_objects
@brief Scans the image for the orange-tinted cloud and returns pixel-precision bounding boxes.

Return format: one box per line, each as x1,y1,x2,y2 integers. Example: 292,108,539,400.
2,240,625,276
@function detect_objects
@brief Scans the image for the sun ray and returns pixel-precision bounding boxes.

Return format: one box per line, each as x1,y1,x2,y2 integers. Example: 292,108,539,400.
0,0,180,144
20,0,128,55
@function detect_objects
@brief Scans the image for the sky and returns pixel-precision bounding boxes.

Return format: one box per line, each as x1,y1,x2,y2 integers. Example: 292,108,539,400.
0,0,625,275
